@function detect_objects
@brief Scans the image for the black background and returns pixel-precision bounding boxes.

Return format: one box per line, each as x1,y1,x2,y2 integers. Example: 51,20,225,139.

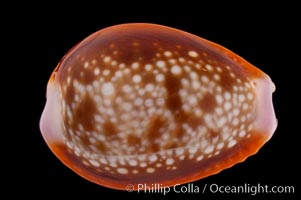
8,2,299,199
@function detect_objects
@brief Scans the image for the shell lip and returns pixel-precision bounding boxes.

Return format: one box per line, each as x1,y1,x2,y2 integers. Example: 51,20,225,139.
252,75,277,141
40,80,65,147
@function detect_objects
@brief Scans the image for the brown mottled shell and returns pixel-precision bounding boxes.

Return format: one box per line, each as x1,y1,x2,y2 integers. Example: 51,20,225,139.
40,23,277,190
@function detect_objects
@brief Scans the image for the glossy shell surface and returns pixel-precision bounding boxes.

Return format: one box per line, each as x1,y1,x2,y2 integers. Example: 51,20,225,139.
40,23,277,190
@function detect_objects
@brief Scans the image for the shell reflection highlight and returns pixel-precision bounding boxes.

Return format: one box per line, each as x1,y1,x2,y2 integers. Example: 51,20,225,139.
40,23,277,190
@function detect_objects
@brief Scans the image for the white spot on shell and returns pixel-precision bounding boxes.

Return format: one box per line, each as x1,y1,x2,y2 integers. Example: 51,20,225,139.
122,85,132,93
243,103,249,110
129,159,138,166
89,160,100,167
224,92,231,100
216,95,223,104
178,57,185,63
190,72,198,80
188,51,199,58
192,81,201,90
146,168,155,173
204,145,214,154
111,60,117,66
171,65,182,75
217,142,224,149
115,70,123,78
164,51,172,57
217,117,227,128
122,102,132,111
103,56,111,63
166,158,175,165
83,62,89,69
239,94,246,102
132,74,141,83
156,60,166,68
131,62,139,69
117,168,128,174
247,92,253,100
176,148,184,156
214,74,220,81
228,140,237,148
156,74,165,82
189,146,198,154
156,98,165,106
94,68,100,75
149,154,158,162
201,76,209,84
145,99,154,107
145,64,153,71
216,66,222,72
134,98,143,106
233,108,240,116
101,83,114,96
205,64,213,71
247,124,253,131
145,84,155,92
103,69,110,76
119,63,126,69
188,95,197,106
196,155,204,161
140,162,147,168
224,102,232,111
232,118,239,126
239,130,246,137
